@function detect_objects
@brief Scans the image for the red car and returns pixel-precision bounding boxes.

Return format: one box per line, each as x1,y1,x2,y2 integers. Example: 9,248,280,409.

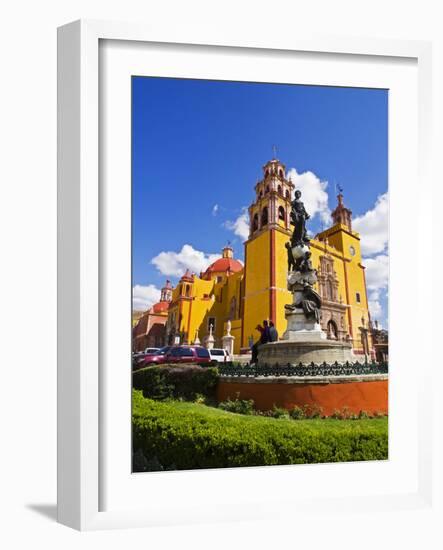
138,345,211,368
165,346,211,366
137,346,173,369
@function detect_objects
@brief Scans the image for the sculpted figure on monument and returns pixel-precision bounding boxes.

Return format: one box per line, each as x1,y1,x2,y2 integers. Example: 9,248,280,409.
285,242,297,272
295,284,322,324
298,250,316,275
290,190,310,247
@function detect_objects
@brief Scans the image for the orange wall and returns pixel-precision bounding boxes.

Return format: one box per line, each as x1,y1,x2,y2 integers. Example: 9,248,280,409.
217,378,388,416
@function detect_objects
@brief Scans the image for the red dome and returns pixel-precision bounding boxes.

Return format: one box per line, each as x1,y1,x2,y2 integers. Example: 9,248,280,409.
203,257,243,276
151,301,169,313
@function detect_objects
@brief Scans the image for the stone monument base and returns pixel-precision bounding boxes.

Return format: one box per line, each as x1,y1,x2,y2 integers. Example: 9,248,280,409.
257,339,355,366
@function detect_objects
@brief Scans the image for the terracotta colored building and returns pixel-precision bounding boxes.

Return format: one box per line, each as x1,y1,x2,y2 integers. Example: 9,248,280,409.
132,280,173,351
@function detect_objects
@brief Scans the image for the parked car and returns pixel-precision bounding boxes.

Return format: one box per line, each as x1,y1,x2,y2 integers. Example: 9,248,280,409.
208,348,232,365
132,351,146,368
132,347,161,369
164,345,211,366
144,347,160,354
136,346,173,369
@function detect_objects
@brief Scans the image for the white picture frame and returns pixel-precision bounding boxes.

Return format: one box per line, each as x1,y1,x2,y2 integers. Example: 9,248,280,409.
57,19,434,531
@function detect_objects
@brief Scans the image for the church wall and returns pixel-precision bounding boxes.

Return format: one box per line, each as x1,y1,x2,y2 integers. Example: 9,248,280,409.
310,239,367,352
274,229,292,339
186,278,215,344
242,231,271,348
337,231,372,353
314,227,373,354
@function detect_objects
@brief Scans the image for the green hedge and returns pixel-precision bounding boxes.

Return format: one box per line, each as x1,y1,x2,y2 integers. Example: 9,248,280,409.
132,391,388,471
132,365,219,401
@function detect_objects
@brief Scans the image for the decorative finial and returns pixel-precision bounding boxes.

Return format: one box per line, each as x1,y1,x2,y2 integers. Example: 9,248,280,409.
272,144,277,159
334,182,343,194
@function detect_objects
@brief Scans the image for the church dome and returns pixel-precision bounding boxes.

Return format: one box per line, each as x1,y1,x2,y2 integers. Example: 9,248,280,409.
151,301,170,314
202,244,243,279
204,257,243,275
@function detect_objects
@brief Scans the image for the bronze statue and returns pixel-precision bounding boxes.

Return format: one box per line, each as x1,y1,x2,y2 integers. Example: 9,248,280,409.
295,284,322,324
290,190,310,247
298,250,315,274
285,242,296,272
285,190,323,323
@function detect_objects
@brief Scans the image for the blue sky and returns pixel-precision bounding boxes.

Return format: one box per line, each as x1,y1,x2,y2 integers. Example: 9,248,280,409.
132,77,389,327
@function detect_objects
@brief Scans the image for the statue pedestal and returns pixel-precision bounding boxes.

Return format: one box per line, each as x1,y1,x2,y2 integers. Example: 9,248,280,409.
222,335,235,356
258,271,354,366
204,334,215,350
258,339,355,366
283,307,326,342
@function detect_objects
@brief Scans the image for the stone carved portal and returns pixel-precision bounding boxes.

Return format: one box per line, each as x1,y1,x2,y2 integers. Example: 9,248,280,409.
317,255,348,340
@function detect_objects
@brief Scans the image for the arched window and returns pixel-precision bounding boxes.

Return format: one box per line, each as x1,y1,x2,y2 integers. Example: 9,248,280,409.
265,169,269,178
278,206,285,221
277,185,282,195
259,190,263,198
261,207,268,226
252,213,259,231
327,320,338,340
265,185,270,193
279,169,284,178
286,190,290,199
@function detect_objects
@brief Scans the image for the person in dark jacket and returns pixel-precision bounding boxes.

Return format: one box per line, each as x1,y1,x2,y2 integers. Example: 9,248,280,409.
251,320,271,364
269,321,278,342
260,320,271,344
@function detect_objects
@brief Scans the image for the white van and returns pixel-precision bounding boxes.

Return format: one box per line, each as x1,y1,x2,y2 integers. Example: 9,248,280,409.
208,348,232,365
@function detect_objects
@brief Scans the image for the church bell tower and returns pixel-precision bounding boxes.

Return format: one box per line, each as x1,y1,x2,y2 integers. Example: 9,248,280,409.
241,157,294,349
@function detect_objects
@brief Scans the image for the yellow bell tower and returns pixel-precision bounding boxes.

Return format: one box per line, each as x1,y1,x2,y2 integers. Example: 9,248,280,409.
241,157,294,349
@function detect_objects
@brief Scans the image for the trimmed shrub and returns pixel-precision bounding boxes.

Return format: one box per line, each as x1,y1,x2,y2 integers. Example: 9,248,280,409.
302,404,324,419
132,391,389,471
218,394,255,415
271,405,290,419
290,406,306,420
133,365,219,401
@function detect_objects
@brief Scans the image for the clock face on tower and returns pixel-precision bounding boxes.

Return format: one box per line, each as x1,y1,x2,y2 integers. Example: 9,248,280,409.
349,245,356,256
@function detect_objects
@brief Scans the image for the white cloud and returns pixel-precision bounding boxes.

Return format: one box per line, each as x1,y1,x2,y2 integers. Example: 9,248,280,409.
353,193,389,256
287,167,331,224
363,254,388,324
224,207,249,241
363,254,389,292
212,204,219,216
151,244,220,277
132,284,161,311
368,298,383,320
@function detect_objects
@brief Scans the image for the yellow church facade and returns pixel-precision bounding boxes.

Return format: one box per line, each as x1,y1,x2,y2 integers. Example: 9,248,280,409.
165,158,374,358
